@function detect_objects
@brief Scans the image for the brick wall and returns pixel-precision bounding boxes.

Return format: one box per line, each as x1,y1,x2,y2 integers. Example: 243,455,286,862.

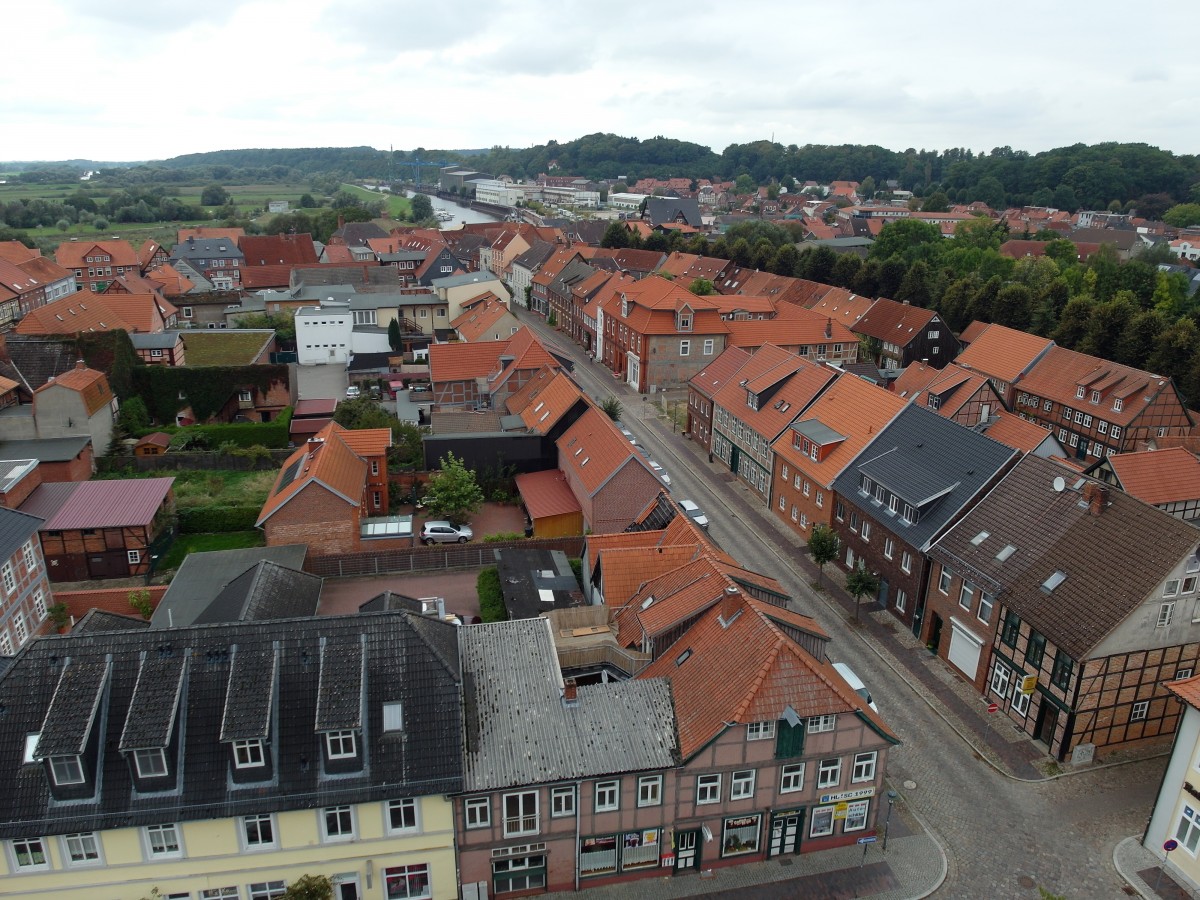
265,484,360,555
53,586,167,629
592,464,662,533
0,466,42,509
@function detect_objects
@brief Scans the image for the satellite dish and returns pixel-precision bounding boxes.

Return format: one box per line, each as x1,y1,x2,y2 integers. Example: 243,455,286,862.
1052,476,1066,493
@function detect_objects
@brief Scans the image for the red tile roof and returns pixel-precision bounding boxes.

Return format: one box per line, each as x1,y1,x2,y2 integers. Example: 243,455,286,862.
803,288,874,325
177,227,244,243
135,432,172,450
515,469,583,519
688,346,753,400
954,323,1053,385
34,364,113,415
511,369,585,433
1108,447,1200,506
53,240,139,269
335,423,392,458
145,263,195,296
450,295,514,342
239,233,319,266
557,407,651,496
256,424,367,526
711,346,835,440
725,305,857,352
979,412,1057,454
894,362,992,418
429,340,507,382
957,319,992,344
1167,673,1200,710
853,297,940,343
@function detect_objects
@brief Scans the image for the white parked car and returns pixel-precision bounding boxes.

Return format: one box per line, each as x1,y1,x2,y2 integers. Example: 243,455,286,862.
678,499,709,530
421,521,474,544
833,662,879,712
648,460,670,485
346,385,361,398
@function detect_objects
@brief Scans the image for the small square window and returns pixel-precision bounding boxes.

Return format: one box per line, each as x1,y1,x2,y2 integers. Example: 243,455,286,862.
326,730,357,759
387,798,419,834
243,813,276,849
551,786,576,818
780,763,805,793
595,780,620,812
145,824,182,858
730,769,755,800
134,748,167,778
1131,700,1149,722
817,758,842,789
464,796,490,828
696,774,721,804
12,836,49,869
322,805,355,842
637,775,662,807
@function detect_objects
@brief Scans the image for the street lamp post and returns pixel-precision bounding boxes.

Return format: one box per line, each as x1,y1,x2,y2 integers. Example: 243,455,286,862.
883,790,897,853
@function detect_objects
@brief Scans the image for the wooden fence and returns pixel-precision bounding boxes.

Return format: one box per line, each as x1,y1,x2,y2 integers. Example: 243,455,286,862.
307,536,585,578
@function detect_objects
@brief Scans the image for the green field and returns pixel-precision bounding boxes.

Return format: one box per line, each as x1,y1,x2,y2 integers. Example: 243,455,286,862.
181,330,277,366
339,183,412,219
158,530,265,571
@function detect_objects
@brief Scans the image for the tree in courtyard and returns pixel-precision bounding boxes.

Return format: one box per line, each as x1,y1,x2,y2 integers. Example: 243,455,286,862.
201,184,230,206
807,524,840,589
409,193,434,222
116,395,150,436
387,317,402,351
846,561,880,624
689,278,715,296
282,875,335,900
422,452,484,524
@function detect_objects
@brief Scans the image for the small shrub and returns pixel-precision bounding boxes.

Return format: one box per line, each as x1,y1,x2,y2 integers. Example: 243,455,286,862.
569,558,583,589
483,531,526,543
48,602,71,632
128,589,154,620
477,567,507,622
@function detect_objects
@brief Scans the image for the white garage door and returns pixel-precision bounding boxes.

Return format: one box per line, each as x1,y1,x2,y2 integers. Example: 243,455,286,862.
947,618,984,680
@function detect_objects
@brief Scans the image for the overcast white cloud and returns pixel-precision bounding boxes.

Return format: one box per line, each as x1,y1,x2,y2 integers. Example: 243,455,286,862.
1,0,1196,163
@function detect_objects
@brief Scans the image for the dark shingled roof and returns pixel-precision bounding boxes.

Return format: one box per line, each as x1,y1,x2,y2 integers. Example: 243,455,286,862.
0,612,463,840
1,337,78,391
0,506,42,566
191,560,322,625
929,454,1200,659
153,545,308,629
70,609,150,634
832,404,1019,551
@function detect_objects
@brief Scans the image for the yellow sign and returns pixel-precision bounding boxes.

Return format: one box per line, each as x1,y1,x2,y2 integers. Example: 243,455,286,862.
1020,674,1038,695
834,802,849,820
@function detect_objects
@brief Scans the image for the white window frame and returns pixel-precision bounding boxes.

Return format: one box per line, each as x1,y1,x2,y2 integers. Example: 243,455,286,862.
382,863,432,899
989,659,1012,698
1132,700,1150,722
938,568,952,594
703,338,715,355
144,823,183,859
1,561,15,594
383,702,403,732
895,589,907,613
901,551,912,574
21,540,37,571
242,813,277,850
637,775,662,807
10,836,49,870
959,582,975,611
50,755,84,785
33,588,46,621
978,591,994,623
883,537,894,560
780,763,805,793
325,730,357,759
696,774,722,804
464,796,491,829
127,549,141,565
321,805,356,842
133,747,168,778
807,714,836,733
679,339,690,356
62,831,103,867
233,739,265,769
1176,804,1200,855
746,721,776,741
386,798,420,835
851,751,877,783
248,881,287,900
595,780,619,812
730,769,755,800
809,805,835,837
1159,601,1176,628
817,758,842,789
503,791,539,838
551,785,576,818
843,799,870,832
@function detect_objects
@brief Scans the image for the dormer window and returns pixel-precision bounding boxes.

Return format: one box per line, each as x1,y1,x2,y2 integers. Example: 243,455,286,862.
928,394,941,410
326,730,357,759
621,298,630,317
747,392,758,410
1075,386,1085,399
1090,390,1100,403
677,314,692,331
50,755,85,786
133,748,168,779
860,475,872,495
1113,398,1123,412
233,739,265,769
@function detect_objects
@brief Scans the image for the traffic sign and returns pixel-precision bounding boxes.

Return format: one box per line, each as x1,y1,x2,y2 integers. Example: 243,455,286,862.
857,836,878,845
987,702,1000,713
1165,838,1179,852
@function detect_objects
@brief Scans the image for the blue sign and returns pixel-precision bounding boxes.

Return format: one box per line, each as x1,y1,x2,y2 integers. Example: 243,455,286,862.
1165,839,1179,852
857,836,878,845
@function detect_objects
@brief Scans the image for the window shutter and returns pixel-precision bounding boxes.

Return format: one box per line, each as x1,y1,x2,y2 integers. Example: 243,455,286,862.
774,720,806,759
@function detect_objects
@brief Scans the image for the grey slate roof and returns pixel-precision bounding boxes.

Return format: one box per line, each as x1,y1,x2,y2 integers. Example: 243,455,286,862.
929,454,1200,659
430,271,501,290
460,619,678,792
0,612,463,839
0,506,43,564
645,197,703,228
191,560,322,625
2,337,78,391
152,545,308,629
0,436,92,463
832,404,1019,551
71,609,150,634
791,419,846,446
130,332,182,350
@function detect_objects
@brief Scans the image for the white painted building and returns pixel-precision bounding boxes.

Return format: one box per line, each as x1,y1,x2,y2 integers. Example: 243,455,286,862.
472,179,538,207
295,303,351,365
541,185,601,209
608,192,649,210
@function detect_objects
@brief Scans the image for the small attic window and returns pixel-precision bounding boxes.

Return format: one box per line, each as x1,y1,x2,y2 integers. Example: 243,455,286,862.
1042,571,1067,593
675,648,692,666
533,401,545,413
383,702,403,732
23,733,40,765
580,457,589,467
996,544,1017,562
574,447,583,456
640,596,655,610
970,531,989,546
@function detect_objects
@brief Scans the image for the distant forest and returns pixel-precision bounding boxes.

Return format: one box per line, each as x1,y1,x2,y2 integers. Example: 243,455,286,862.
9,135,1200,213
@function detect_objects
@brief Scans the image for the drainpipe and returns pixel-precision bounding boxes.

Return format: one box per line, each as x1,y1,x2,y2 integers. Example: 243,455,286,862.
574,779,583,891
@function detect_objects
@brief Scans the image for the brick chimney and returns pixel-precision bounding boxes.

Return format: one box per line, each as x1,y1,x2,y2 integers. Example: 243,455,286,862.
562,678,579,706
720,585,741,626
825,317,832,339
75,359,86,370
1081,482,1109,516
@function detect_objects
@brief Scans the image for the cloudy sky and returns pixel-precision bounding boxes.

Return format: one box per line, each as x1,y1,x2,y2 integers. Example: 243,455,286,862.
3,0,1196,164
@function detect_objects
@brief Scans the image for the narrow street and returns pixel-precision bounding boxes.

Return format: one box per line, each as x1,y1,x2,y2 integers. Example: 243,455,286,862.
513,306,1162,899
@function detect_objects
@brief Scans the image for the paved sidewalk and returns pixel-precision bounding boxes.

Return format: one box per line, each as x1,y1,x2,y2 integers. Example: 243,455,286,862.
543,815,945,900
1115,836,1196,899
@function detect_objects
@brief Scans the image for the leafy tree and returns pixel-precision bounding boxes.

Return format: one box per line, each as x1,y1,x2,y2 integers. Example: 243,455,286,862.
689,278,715,296
770,243,802,277
869,219,942,264
409,193,434,222
600,396,622,421
1118,309,1169,367
109,328,139,400
600,221,631,249
1164,203,1200,228
93,216,109,231
954,216,1005,251
282,875,335,900
729,238,753,268
1135,193,1174,221
830,252,862,288
422,452,484,523
807,525,840,589
878,258,908,299
116,395,151,435
1052,296,1096,348
734,174,756,195
1078,292,1137,359
895,260,933,307
233,311,296,343
851,259,882,298
388,318,402,352
922,191,950,212
298,193,317,208
1146,317,1199,385
800,245,838,284
128,589,154,620
992,283,1034,331
858,176,875,200
201,184,230,206
846,562,880,624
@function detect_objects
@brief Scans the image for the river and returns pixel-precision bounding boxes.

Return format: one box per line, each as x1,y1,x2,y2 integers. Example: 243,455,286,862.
403,190,501,228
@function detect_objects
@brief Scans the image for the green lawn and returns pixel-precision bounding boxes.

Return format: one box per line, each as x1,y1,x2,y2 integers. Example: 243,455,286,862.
159,530,264,571
339,183,412,219
169,470,277,509
182,330,277,366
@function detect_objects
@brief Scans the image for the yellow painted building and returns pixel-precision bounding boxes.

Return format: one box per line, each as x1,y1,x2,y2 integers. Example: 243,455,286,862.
1,796,457,899
1145,674,1200,893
